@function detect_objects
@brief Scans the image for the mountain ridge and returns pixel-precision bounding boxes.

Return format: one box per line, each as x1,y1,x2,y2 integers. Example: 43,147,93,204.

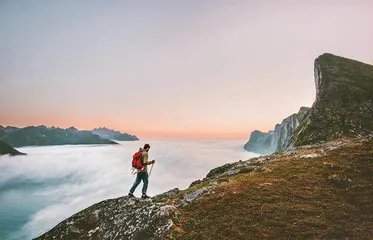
91,127,139,141
0,125,118,147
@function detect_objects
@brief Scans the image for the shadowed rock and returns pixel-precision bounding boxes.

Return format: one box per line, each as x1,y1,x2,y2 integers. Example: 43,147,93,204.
0,140,26,156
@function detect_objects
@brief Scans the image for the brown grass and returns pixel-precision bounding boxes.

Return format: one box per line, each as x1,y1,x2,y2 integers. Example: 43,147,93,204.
172,141,373,240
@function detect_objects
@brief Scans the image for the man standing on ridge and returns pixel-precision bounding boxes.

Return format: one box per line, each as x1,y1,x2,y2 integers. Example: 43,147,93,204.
128,143,155,199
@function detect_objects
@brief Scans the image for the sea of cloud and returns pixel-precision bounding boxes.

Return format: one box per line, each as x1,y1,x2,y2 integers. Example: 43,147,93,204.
0,139,259,239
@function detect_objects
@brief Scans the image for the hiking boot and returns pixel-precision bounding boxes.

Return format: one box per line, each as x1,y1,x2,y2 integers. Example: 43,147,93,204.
141,194,151,199
128,192,134,198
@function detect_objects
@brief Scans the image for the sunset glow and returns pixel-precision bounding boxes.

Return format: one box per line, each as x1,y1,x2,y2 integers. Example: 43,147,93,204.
1,1,373,139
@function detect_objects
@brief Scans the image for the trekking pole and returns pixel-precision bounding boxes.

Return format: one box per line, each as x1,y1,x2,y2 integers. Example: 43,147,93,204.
148,163,154,177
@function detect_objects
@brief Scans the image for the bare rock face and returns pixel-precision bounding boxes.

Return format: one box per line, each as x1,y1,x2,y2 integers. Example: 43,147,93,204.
290,53,373,147
34,196,178,240
244,107,310,154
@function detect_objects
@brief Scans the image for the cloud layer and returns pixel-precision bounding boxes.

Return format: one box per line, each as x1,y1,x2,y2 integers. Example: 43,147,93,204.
0,139,258,239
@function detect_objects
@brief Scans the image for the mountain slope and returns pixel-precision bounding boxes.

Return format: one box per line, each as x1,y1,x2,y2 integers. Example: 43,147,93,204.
290,53,373,147
35,138,373,240
0,140,26,156
175,138,373,239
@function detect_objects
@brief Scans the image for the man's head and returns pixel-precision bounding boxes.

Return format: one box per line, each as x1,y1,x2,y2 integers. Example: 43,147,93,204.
144,143,151,152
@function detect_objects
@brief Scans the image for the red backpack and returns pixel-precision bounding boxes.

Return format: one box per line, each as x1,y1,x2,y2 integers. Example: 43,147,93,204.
132,151,144,169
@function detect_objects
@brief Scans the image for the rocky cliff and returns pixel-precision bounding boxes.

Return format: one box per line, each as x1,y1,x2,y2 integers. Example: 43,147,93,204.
35,53,373,239
290,53,373,147
244,107,310,154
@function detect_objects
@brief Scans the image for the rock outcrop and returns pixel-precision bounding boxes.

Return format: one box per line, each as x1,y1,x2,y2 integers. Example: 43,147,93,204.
290,53,373,147
244,107,310,154
35,196,178,240
0,139,26,156
0,126,118,147
91,127,139,141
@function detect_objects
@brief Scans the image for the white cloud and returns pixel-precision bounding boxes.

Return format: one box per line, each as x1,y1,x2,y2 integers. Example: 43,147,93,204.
0,140,259,239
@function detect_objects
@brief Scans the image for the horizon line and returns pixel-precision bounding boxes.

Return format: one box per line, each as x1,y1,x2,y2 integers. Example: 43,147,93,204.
0,123,257,140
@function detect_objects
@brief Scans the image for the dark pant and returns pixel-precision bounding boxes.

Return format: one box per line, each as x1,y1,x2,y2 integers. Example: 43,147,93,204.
129,171,149,195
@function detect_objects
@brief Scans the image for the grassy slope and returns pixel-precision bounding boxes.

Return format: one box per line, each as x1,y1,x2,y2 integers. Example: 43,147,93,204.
291,54,373,147
172,140,373,239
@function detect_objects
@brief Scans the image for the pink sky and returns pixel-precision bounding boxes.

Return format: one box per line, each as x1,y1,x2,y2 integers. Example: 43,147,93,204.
1,1,373,139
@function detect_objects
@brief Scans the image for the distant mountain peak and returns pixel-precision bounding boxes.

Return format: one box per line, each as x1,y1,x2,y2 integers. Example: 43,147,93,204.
91,127,139,141
67,127,78,131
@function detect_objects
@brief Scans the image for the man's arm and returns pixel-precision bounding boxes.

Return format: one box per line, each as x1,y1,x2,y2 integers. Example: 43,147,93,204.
141,152,153,165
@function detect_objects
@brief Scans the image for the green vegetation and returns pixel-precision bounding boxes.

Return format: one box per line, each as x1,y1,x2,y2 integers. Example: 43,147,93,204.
291,53,373,147
174,141,373,239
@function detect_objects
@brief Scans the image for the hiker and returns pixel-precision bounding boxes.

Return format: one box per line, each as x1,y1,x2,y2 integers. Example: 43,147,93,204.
128,143,155,199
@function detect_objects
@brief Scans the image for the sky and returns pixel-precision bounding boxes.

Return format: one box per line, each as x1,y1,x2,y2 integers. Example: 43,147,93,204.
1,0,373,139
